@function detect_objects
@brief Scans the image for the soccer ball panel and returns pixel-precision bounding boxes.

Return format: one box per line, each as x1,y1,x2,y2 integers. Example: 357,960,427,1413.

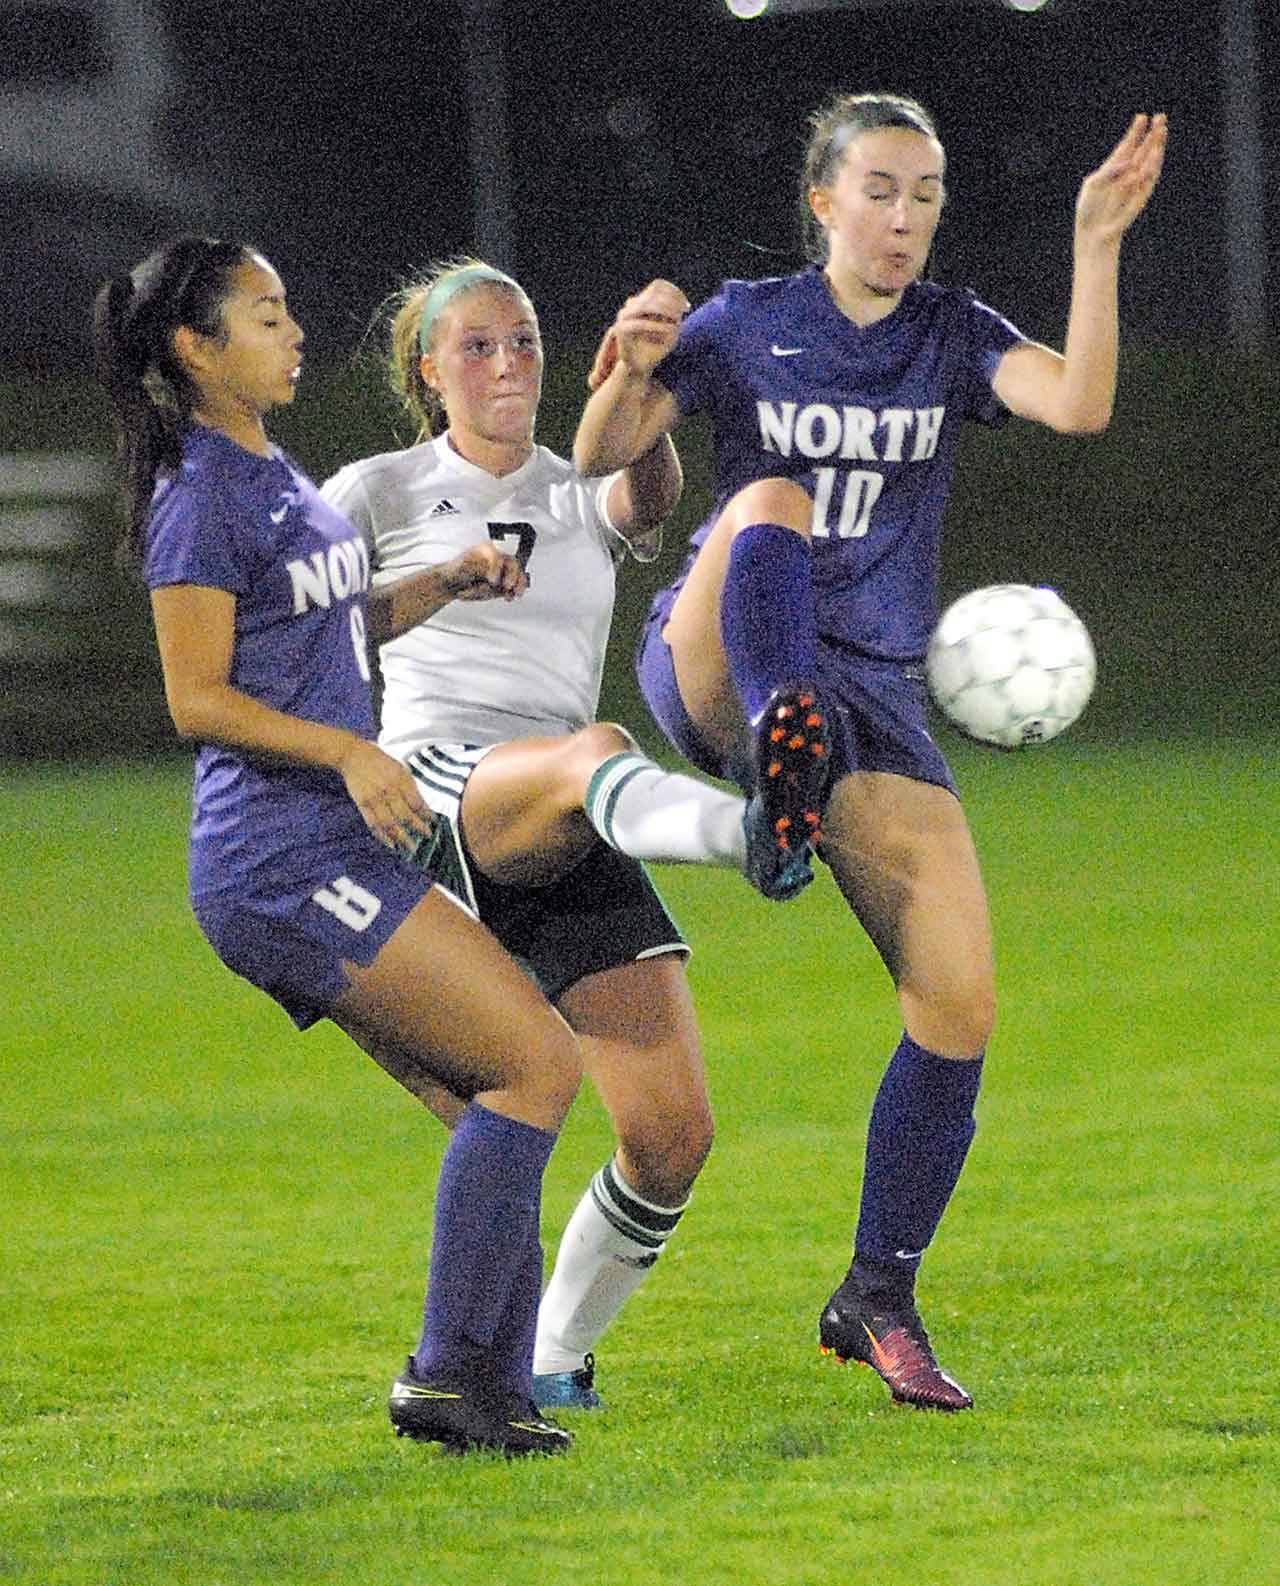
965,628,1024,685
1004,664,1056,716
925,583,1095,749
1025,616,1084,670
1056,662,1096,720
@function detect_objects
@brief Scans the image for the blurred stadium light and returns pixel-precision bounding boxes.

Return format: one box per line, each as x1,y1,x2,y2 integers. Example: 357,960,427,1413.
720,0,1060,13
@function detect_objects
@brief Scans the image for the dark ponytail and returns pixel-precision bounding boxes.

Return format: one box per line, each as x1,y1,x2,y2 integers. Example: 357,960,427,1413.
92,236,251,567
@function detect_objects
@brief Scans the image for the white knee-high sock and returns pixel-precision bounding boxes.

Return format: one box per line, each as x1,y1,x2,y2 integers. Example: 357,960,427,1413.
534,1160,689,1374
585,752,745,868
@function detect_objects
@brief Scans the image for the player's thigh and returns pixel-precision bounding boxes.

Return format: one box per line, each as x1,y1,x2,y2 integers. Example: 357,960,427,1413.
822,771,994,1028
461,725,633,885
664,476,813,756
557,953,712,1193
332,886,581,1118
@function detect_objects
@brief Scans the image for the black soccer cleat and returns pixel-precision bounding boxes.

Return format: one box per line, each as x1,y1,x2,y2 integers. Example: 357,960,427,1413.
388,1358,573,1456
742,682,829,900
819,1279,974,1412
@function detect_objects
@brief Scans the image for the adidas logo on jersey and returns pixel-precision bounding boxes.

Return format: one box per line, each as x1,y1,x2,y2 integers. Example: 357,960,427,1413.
427,499,460,517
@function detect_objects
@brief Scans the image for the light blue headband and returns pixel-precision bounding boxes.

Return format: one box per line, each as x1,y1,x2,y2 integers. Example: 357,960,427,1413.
417,265,523,353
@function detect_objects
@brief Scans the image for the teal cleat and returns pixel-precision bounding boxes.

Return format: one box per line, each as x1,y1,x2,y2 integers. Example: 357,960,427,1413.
531,1352,604,1411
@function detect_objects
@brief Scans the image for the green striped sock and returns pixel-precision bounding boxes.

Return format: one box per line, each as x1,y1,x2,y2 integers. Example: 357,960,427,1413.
584,752,745,867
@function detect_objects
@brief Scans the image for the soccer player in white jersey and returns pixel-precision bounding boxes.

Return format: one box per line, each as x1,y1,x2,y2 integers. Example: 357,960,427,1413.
575,96,1166,1410
322,259,807,1411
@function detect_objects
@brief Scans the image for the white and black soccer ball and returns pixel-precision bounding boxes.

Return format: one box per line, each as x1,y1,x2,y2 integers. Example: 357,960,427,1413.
925,583,1096,749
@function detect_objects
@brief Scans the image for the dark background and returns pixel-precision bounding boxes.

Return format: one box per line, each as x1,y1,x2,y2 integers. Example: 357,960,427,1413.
5,0,1276,361
2,0,1276,756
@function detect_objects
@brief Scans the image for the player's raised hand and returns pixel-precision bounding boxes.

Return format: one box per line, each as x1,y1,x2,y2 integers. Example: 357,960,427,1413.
338,738,434,855
588,279,690,390
437,541,530,603
1075,113,1167,245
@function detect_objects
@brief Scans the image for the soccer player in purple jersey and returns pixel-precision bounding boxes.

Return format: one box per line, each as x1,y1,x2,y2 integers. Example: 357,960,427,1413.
574,95,1167,1410
93,235,593,1456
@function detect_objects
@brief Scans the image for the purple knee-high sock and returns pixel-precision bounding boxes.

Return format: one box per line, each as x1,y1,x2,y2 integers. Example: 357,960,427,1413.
719,522,818,727
488,1231,545,1399
852,1033,984,1302
413,1102,555,1385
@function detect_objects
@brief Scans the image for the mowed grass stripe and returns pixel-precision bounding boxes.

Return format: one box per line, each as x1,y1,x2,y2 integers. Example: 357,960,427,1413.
1,741,1275,1586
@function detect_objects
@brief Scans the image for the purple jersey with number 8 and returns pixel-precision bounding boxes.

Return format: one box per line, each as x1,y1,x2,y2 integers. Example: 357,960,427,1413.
653,267,1025,662
143,424,378,903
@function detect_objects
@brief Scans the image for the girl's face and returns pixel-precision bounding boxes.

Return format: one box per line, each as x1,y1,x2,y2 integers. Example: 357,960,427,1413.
180,255,304,421
809,125,946,298
422,284,543,449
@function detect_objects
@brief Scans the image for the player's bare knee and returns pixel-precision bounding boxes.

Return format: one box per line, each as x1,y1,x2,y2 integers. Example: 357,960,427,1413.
577,721,635,762
939,987,995,1057
506,1025,582,1121
722,476,813,540
539,726,634,812
556,722,636,801
619,1106,713,1202
548,1040,584,1114
902,972,994,1058
956,997,995,1057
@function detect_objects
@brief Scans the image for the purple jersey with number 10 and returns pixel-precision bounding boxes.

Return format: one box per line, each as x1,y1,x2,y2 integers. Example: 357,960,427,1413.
143,423,376,904
654,267,1025,662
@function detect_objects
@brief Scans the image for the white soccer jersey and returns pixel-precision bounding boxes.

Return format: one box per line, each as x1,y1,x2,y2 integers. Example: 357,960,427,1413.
321,436,624,755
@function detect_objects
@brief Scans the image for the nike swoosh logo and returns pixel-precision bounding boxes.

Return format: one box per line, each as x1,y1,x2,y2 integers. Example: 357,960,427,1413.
895,1248,925,1260
269,504,289,524
862,1322,911,1377
771,345,804,357
393,1384,462,1400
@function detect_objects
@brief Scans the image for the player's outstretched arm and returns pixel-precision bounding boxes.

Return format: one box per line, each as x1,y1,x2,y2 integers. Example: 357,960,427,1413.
993,112,1167,435
574,279,687,476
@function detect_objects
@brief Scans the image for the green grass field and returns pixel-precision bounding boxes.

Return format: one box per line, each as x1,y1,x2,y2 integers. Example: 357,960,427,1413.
3,737,1276,1585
